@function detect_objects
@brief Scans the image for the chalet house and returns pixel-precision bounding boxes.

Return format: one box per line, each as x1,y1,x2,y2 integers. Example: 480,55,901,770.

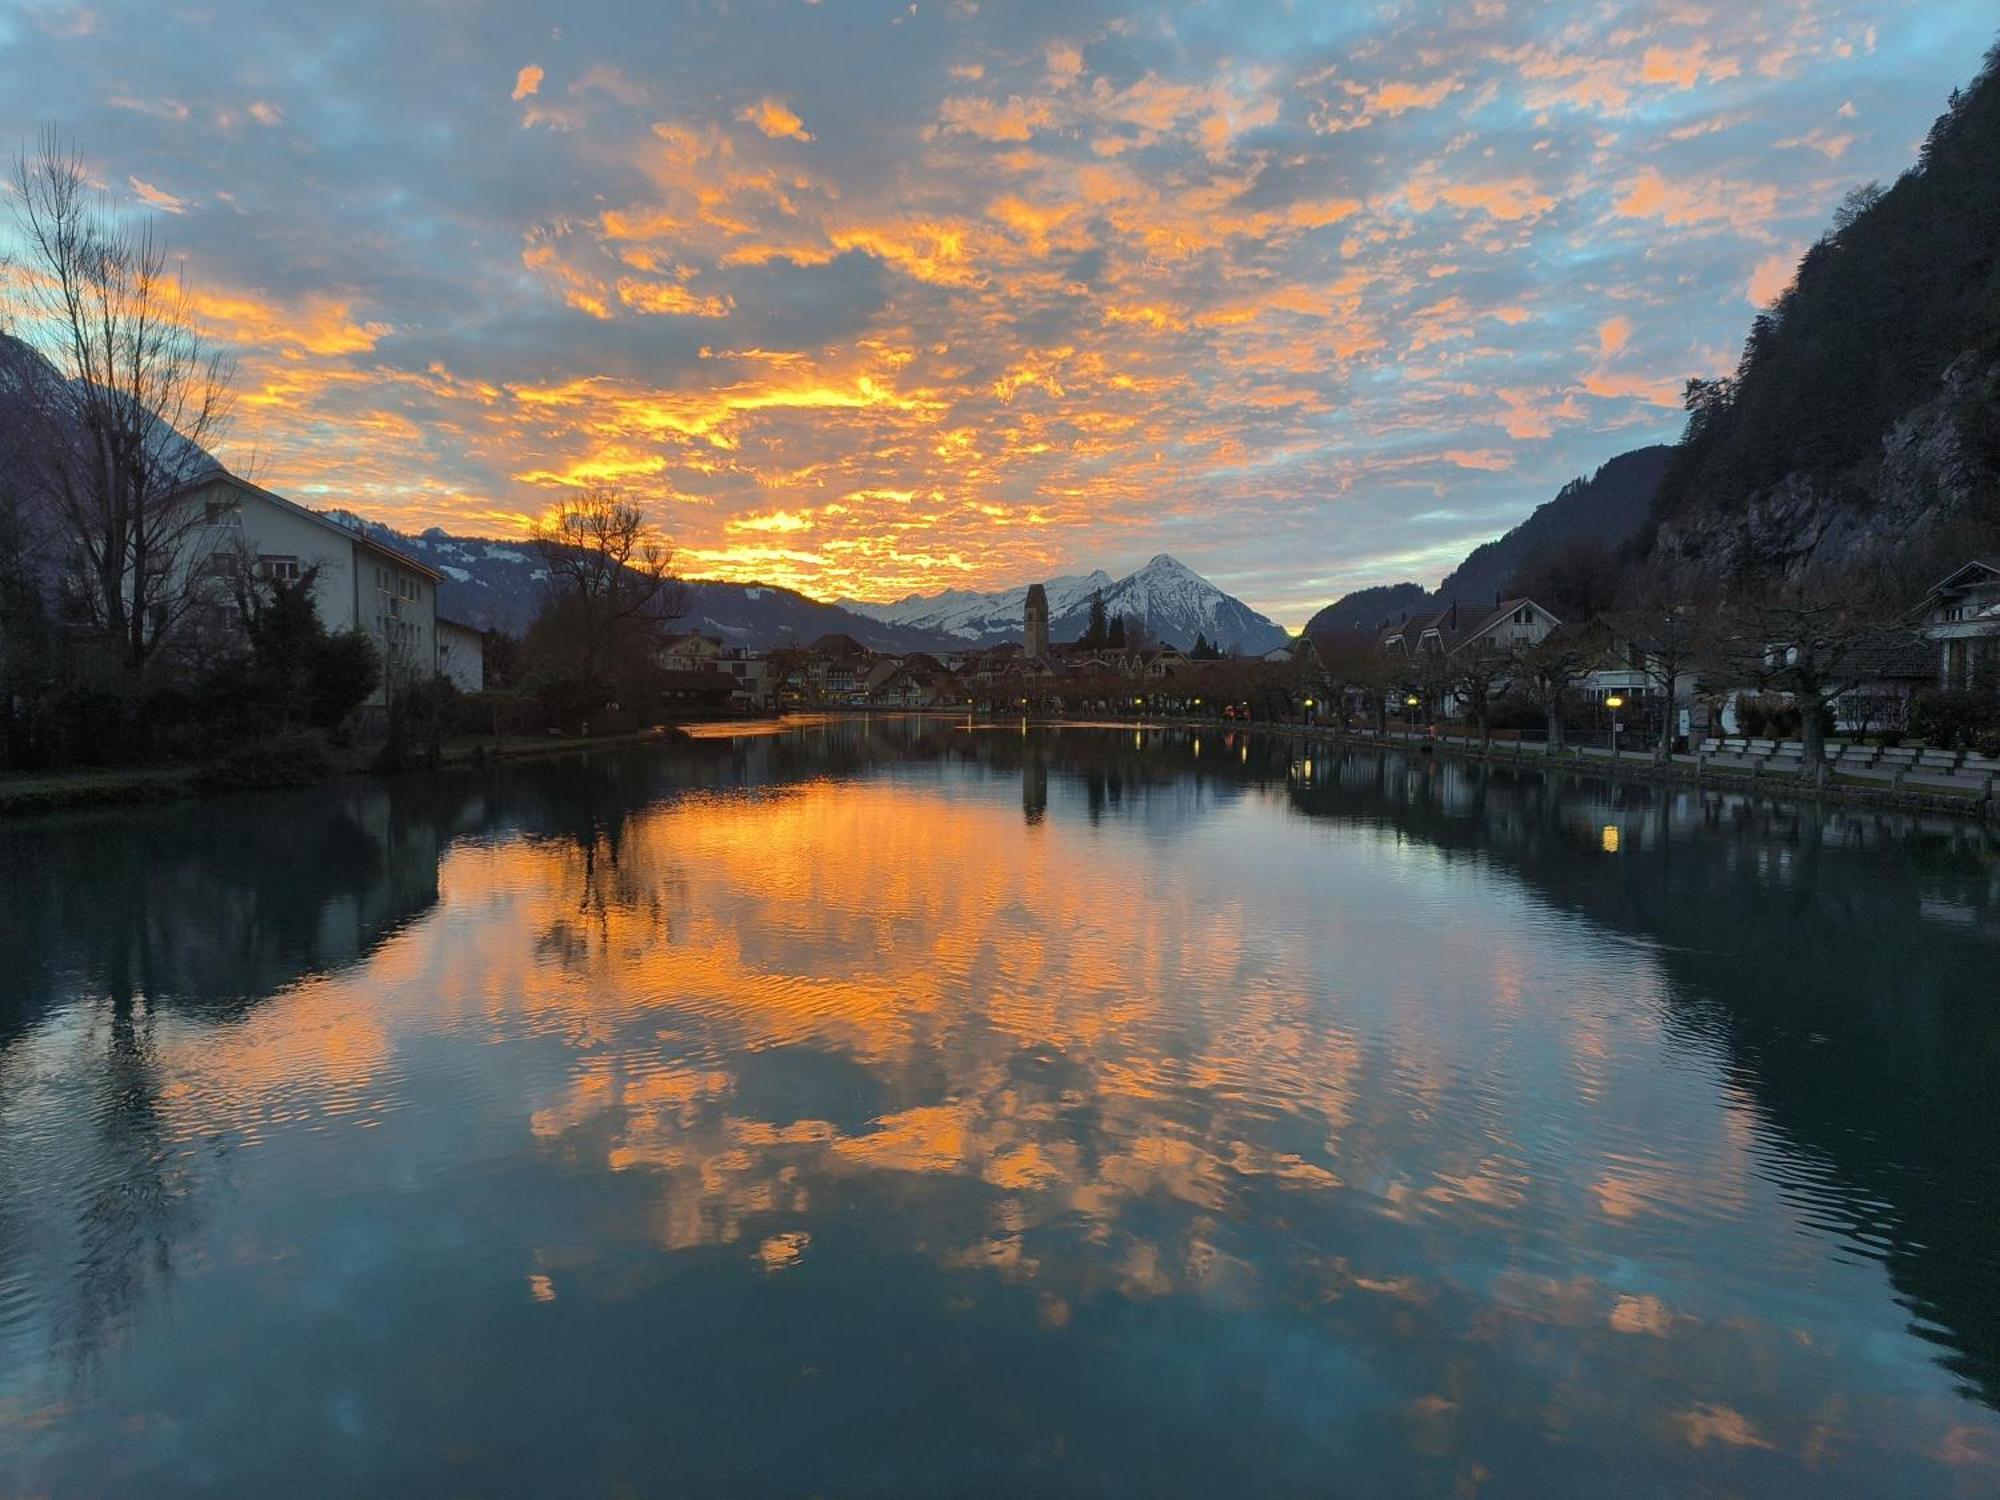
659,632,726,671
1913,560,2000,689
1380,604,1464,657
864,656,950,708
170,470,451,706
1454,598,1560,656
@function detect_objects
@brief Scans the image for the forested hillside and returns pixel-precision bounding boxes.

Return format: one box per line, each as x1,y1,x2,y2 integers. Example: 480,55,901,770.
1651,40,2000,576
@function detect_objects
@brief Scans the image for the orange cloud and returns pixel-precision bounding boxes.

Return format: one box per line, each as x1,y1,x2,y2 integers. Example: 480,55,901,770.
1613,168,1778,233
740,97,814,142
937,93,1055,142
1747,252,1797,307
511,64,544,101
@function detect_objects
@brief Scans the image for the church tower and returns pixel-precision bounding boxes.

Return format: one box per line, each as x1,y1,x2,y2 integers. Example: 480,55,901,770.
1024,583,1049,659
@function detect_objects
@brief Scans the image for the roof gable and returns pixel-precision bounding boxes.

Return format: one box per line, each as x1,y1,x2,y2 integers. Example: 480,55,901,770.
175,470,444,582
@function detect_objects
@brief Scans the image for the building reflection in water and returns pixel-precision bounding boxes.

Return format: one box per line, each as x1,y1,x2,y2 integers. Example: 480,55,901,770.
2,720,1998,1494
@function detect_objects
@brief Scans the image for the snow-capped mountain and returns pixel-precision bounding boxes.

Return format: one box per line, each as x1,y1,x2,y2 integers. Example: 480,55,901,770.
844,569,1117,642
845,554,1290,655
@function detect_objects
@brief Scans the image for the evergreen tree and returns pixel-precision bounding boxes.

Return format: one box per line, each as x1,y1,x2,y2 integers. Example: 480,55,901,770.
1082,591,1109,650
1107,614,1126,648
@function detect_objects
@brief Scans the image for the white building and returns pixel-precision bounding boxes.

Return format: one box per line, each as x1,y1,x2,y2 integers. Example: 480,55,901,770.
436,617,486,694
1914,559,2000,688
170,470,459,704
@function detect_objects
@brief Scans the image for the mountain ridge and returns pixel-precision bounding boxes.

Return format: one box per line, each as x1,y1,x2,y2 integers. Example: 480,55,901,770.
841,552,1290,654
1303,444,1673,637
323,516,1288,655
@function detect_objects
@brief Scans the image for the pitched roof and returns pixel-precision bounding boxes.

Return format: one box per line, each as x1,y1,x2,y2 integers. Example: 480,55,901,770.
1452,597,1560,651
169,469,445,582
1844,628,1936,681
807,632,869,656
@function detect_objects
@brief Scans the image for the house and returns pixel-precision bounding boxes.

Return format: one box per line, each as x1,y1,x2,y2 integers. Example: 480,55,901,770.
1912,560,2000,689
1380,604,1461,657
659,632,726,671
171,470,445,705
864,657,950,707
1829,629,1936,735
1453,598,1560,656
717,646,774,712
436,617,485,693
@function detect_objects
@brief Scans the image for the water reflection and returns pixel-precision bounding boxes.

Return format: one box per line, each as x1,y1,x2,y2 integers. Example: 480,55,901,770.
2,720,1997,1495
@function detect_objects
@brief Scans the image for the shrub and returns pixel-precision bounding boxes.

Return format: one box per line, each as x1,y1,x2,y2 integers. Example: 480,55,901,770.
308,630,381,730
375,674,463,771
194,728,333,792
1734,693,1801,738
1910,688,2000,750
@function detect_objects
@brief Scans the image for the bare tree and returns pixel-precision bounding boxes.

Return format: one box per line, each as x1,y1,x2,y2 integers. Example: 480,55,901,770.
1509,622,1602,750
4,129,234,671
1606,591,1713,763
1443,639,1509,748
1711,569,1900,783
528,485,689,686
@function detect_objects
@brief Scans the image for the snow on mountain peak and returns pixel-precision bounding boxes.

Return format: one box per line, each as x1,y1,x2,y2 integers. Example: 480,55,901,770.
838,555,1285,652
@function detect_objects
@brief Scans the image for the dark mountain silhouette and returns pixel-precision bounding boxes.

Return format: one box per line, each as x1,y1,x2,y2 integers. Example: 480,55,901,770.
1648,41,2000,577
1303,444,1672,633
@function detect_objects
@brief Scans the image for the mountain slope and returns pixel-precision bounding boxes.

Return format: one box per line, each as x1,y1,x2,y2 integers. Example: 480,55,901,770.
1651,43,2000,577
1303,444,1672,635
1432,445,1671,608
845,554,1290,653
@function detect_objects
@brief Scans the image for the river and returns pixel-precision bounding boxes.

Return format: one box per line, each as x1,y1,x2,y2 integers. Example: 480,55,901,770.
2,717,1996,1495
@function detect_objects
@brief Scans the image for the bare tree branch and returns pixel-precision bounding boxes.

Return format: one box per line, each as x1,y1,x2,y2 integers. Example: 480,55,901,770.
3,128,235,672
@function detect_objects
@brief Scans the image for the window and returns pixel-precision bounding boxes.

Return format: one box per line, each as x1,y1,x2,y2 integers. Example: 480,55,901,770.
262,556,302,582
205,499,242,526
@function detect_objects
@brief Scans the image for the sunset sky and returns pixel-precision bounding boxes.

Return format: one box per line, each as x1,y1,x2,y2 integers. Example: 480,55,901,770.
1,1,1991,626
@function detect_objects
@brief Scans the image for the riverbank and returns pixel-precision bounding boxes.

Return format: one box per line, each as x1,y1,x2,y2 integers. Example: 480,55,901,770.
0,724,699,818
1195,717,2000,824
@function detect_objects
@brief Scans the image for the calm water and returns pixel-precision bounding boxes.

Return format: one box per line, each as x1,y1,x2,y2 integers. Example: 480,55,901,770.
3,719,1999,1496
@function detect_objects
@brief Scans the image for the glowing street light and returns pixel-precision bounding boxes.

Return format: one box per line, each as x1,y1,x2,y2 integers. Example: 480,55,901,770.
1605,694,1626,757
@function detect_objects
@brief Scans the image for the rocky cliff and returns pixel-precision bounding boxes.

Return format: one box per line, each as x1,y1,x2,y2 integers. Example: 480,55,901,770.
1651,350,2000,581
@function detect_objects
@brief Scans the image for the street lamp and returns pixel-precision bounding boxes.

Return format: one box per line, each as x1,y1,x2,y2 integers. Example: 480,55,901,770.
1605,694,1625,757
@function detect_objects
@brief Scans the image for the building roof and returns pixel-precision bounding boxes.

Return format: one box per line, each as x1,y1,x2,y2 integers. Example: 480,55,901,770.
807,632,870,657
1843,628,1937,682
1451,597,1559,652
169,469,445,583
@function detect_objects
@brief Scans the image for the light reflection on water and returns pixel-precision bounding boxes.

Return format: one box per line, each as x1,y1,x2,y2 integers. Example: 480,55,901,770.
2,719,1999,1496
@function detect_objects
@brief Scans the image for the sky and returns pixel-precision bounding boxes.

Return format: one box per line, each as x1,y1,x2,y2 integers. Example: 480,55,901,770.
0,1,1992,627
